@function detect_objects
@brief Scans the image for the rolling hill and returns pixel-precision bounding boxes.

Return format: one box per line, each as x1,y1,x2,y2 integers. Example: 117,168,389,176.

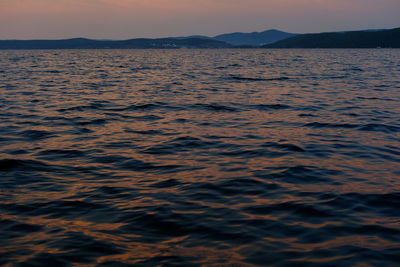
0,37,232,49
213,29,295,46
263,28,400,48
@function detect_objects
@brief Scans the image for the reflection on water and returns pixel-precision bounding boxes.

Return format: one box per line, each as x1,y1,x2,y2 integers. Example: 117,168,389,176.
1,49,400,266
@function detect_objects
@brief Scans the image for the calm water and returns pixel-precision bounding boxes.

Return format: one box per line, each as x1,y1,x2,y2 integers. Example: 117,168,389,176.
1,49,400,266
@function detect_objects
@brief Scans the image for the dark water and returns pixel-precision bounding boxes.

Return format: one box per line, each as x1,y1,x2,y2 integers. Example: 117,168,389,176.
1,49,400,266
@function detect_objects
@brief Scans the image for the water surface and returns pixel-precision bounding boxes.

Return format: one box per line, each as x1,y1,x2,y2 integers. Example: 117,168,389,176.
1,49,400,266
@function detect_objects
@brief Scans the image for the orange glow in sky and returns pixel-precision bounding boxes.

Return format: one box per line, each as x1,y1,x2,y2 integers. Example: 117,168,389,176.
1,0,399,39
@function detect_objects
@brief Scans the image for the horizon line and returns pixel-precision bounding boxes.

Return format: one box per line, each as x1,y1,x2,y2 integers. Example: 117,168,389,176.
1,26,396,41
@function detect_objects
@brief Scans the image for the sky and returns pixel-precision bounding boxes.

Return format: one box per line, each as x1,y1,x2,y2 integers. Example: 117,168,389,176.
1,0,399,39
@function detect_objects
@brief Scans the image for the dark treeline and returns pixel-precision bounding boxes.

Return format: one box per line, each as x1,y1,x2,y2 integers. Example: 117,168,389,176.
1,27,399,49
0,38,231,49
263,28,400,48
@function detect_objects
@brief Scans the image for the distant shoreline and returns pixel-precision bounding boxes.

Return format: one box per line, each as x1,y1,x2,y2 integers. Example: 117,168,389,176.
1,27,399,49
1,47,399,50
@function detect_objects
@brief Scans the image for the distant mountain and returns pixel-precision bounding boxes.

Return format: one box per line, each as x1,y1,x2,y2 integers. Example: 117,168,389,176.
3,28,398,49
171,35,211,40
213,30,296,46
0,37,231,49
171,30,295,46
262,27,400,48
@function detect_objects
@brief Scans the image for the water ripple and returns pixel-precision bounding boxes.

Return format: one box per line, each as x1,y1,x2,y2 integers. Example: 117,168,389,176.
1,49,399,266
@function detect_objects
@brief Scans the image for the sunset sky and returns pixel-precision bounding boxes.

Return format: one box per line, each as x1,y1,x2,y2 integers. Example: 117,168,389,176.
1,0,399,39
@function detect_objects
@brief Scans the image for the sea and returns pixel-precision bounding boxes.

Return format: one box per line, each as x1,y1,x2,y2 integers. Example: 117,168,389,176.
1,49,400,266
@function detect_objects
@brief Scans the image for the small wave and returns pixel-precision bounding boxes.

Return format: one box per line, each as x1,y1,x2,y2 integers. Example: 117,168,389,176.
18,130,56,141
73,118,108,126
218,148,285,158
108,102,180,112
214,177,281,196
322,192,400,217
44,70,62,73
57,103,106,112
86,186,138,201
0,158,48,172
345,67,364,72
132,115,164,121
305,122,400,133
255,166,341,184
26,231,123,264
2,219,42,237
305,122,359,129
191,103,240,112
142,136,220,155
262,142,305,152
245,202,334,219
229,76,290,81
91,155,131,164
117,158,198,174
298,113,318,117
359,123,400,133
129,103,161,110
318,224,400,242
125,129,164,135
35,149,87,160
250,104,291,111
150,178,182,188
